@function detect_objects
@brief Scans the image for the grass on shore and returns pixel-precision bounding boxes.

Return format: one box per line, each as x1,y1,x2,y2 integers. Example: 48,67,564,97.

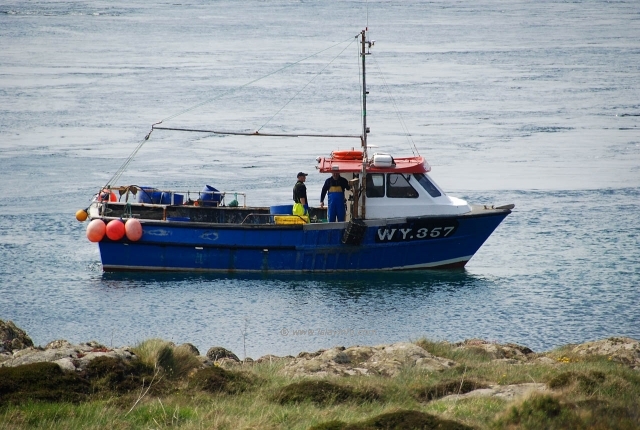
1,338,639,429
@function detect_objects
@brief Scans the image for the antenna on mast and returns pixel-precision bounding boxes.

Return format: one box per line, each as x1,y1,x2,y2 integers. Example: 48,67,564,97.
366,0,369,30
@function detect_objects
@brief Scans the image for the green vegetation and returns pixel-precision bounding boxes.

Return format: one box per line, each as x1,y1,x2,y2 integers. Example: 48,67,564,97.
188,365,257,394
0,362,89,405
271,380,380,405
1,338,639,429
132,338,201,379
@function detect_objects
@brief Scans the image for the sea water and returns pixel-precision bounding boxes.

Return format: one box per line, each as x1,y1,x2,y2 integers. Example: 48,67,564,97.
1,0,638,358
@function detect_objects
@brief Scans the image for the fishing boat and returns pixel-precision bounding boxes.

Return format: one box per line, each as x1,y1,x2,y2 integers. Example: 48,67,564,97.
79,30,513,272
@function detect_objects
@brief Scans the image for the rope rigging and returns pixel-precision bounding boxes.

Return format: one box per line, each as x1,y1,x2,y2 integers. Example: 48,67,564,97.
149,34,356,135
103,34,357,190
256,37,357,133
370,54,420,157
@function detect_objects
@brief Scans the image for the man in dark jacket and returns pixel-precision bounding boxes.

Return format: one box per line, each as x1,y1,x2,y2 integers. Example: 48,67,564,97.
293,172,309,214
320,172,351,222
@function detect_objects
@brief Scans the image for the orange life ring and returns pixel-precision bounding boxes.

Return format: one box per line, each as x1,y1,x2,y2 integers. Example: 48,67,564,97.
331,150,363,160
98,188,118,202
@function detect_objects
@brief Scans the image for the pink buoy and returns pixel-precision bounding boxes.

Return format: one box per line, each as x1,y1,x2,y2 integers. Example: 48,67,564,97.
86,219,106,242
125,218,143,241
105,219,125,241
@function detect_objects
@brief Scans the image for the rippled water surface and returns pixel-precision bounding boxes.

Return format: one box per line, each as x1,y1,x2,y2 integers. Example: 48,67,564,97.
1,0,639,358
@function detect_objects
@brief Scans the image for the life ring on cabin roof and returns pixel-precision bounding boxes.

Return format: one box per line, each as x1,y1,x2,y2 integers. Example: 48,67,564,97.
331,150,363,160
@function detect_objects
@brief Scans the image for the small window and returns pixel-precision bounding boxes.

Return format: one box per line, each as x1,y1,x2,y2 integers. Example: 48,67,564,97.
414,173,442,197
386,173,419,198
366,174,385,198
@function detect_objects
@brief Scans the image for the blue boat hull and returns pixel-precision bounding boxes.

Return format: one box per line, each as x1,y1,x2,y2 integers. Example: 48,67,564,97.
97,206,510,272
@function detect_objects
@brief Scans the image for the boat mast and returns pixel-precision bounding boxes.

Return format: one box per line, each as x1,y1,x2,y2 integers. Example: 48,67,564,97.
361,29,369,154
359,29,372,220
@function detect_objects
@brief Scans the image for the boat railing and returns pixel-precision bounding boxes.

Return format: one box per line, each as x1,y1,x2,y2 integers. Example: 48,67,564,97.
99,185,247,208
240,213,275,225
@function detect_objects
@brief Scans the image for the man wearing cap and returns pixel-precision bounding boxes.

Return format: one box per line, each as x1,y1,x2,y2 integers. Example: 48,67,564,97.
320,171,351,222
293,172,309,215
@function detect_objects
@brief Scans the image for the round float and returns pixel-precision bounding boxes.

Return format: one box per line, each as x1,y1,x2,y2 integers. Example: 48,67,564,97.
86,219,106,242
105,219,125,241
75,209,88,222
125,218,143,241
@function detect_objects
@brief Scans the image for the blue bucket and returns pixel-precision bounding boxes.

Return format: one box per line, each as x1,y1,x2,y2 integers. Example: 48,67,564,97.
270,204,293,215
137,187,162,204
201,185,221,207
161,192,184,205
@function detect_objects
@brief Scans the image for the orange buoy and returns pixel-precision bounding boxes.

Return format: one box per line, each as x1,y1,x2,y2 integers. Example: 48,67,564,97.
105,219,125,241
125,218,143,241
75,209,88,222
86,219,106,242
331,149,363,160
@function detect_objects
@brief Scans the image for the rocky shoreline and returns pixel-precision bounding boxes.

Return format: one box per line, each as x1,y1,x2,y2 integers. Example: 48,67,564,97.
3,319,640,429
3,319,639,379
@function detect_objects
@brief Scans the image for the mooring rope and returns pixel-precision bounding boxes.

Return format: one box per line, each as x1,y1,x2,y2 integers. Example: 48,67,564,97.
104,135,148,188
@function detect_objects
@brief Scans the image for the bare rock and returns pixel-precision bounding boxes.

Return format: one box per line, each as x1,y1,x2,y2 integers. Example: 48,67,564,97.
75,347,136,370
1,341,136,372
0,320,34,353
321,347,351,364
569,337,640,368
440,383,547,401
216,357,242,368
297,349,325,359
54,357,77,372
45,339,72,349
176,343,200,356
453,339,536,361
255,354,295,364
368,343,456,376
206,346,240,362
283,342,456,378
196,355,214,368
532,356,557,365
344,346,375,364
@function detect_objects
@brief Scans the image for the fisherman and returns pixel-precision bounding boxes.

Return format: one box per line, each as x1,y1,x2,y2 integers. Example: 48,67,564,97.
320,171,351,222
292,172,309,215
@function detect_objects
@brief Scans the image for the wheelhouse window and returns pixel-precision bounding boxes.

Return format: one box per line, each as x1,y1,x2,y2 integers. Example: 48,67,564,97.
414,173,442,197
366,174,385,198
386,173,419,198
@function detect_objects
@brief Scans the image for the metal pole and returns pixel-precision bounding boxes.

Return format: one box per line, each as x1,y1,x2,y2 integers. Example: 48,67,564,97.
360,29,368,220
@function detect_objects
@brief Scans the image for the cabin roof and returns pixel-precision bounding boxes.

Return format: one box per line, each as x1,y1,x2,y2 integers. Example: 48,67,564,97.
317,156,430,174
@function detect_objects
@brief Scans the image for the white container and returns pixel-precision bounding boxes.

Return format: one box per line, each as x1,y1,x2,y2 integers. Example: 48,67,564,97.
372,153,394,168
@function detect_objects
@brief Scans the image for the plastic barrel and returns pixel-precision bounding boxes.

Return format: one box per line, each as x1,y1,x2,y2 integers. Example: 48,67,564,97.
270,204,293,215
161,192,184,205
136,187,161,204
201,185,221,207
